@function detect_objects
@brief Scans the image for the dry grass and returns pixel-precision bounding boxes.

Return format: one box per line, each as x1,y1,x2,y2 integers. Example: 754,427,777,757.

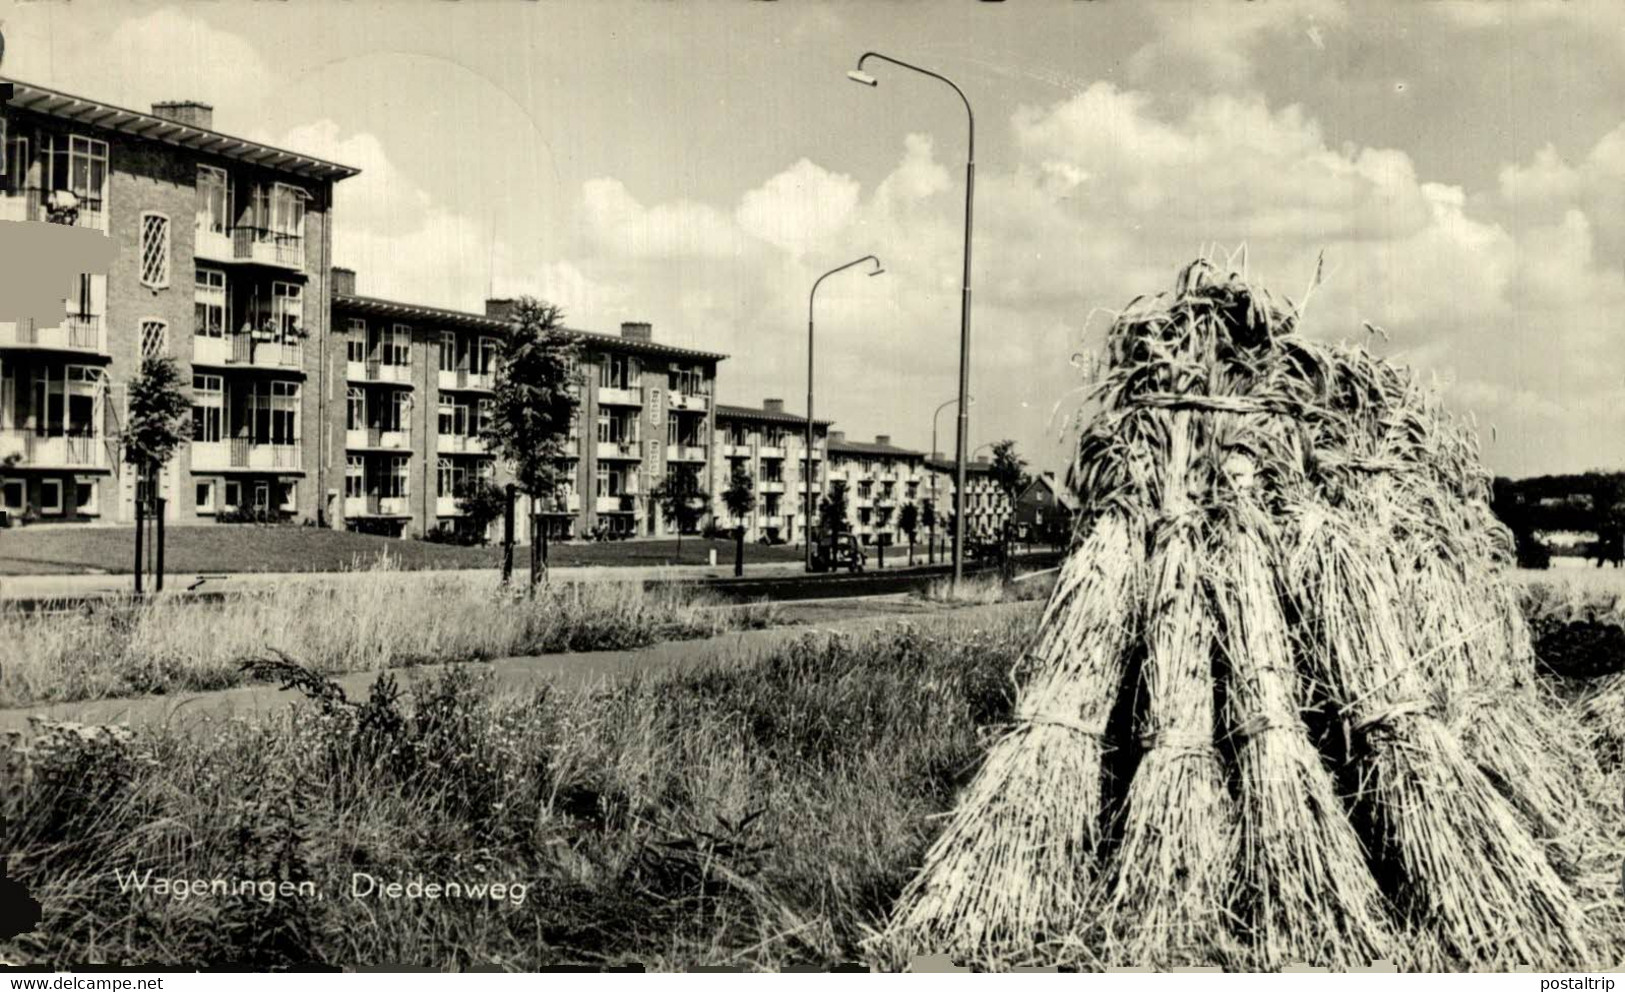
0,563,778,709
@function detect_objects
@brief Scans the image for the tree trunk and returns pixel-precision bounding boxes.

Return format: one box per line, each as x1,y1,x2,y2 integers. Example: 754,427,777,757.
155,494,166,593
501,484,516,585
529,512,544,589
134,488,145,595
734,526,744,577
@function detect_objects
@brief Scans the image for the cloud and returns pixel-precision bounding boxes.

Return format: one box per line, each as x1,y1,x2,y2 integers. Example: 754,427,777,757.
581,178,748,260
1128,0,1349,87
735,159,861,257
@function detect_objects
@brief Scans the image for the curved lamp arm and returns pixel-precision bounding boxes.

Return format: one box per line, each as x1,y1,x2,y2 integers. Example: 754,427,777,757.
851,52,974,164
809,254,884,322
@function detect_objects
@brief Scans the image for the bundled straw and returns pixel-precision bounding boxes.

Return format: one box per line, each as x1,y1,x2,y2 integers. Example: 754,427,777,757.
880,511,1143,962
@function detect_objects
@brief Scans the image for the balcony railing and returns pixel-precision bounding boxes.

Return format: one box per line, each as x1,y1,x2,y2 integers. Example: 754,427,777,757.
0,429,107,469
666,444,706,463
356,359,411,385
346,428,411,450
226,438,302,471
596,440,640,460
721,443,751,458
22,189,108,232
233,227,305,271
595,494,638,514
437,433,487,455
597,386,641,407
0,315,107,354
759,480,786,494
226,333,303,371
758,445,786,459
437,368,496,391
668,392,709,412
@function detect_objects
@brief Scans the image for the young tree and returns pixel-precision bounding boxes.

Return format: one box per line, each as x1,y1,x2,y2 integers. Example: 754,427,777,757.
721,464,756,530
121,356,191,592
989,439,1030,573
652,462,706,556
478,297,580,586
818,478,851,541
455,477,508,545
899,501,920,565
921,497,938,563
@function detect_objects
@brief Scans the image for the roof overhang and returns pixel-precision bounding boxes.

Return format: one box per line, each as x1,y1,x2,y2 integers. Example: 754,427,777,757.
3,78,361,183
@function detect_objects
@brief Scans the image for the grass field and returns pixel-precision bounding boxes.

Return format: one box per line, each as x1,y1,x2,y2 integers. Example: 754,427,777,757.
0,525,805,576
1,615,1031,969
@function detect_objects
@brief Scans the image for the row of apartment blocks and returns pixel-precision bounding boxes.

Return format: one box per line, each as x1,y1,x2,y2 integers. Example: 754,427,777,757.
0,76,1016,545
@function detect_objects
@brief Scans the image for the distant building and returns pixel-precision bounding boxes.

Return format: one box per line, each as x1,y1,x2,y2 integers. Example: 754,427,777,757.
712,399,828,544
1014,471,1078,544
826,431,927,546
924,453,1012,542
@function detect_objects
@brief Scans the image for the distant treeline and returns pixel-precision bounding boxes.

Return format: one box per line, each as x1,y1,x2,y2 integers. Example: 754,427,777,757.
1492,471,1625,567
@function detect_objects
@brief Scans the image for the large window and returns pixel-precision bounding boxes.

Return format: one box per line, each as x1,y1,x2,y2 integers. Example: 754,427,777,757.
192,374,223,443
379,390,411,432
346,387,365,431
438,457,466,498
439,332,457,373
386,324,411,367
42,134,108,218
251,381,299,445
348,318,367,363
345,456,364,499
668,363,706,395
597,354,638,390
270,282,302,342
196,166,230,237
194,269,226,338
438,392,468,437
477,337,499,375
381,456,410,499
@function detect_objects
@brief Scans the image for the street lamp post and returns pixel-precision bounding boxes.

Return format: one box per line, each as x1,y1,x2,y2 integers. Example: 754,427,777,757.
850,51,975,589
806,254,885,571
930,395,972,564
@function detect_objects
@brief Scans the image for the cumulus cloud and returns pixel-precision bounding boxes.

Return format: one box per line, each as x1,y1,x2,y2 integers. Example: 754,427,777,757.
581,179,748,260
735,159,861,257
1128,0,1349,87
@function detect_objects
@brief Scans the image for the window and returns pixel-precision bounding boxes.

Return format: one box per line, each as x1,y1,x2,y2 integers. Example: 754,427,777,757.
268,381,299,445
141,320,168,358
66,273,105,323
347,387,365,431
140,213,171,288
196,166,230,237
278,481,297,513
438,392,468,436
192,374,223,443
194,269,226,338
668,363,705,395
76,481,97,516
438,457,466,498
2,480,22,512
380,389,411,432
195,481,216,514
40,479,62,515
439,332,457,373
5,128,28,195
345,457,364,499
598,353,638,390
253,482,270,513
43,134,109,215
387,324,411,367
348,318,368,363
763,427,784,446
475,398,492,435
271,183,305,239
666,420,678,445
270,282,302,342
380,456,410,499
223,480,241,512
477,337,498,375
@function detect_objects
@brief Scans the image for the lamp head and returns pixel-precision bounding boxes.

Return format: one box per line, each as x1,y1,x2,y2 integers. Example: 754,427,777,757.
869,266,885,277
847,69,878,87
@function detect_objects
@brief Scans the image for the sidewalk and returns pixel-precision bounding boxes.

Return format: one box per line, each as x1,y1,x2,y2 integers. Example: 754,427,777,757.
0,598,1035,736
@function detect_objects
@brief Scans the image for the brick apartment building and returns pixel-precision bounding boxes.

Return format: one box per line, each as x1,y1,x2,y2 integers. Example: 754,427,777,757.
826,431,928,547
0,78,356,526
712,399,828,544
925,454,1013,541
329,274,725,541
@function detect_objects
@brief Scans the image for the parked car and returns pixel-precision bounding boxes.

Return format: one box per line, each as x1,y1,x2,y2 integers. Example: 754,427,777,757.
809,532,867,573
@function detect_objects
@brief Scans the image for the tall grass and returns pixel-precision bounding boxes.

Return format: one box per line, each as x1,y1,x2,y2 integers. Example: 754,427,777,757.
1,615,1032,969
0,565,778,709
918,569,1057,606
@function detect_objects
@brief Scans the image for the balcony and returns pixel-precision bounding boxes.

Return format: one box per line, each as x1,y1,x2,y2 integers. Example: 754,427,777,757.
436,369,496,391
0,430,107,469
596,440,640,461
539,493,582,515
758,445,786,459
598,386,641,407
668,392,709,413
345,494,408,517
346,428,411,451
195,227,233,263
348,359,412,386
18,189,108,232
666,444,706,463
721,443,751,458
192,439,302,472
595,494,637,514
232,227,305,272
437,434,487,455
759,480,786,494
196,333,305,372
0,315,107,355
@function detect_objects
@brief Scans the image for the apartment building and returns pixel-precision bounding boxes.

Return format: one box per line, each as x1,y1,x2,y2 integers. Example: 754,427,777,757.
328,278,725,541
925,454,1013,540
712,399,829,544
0,79,355,525
826,431,928,547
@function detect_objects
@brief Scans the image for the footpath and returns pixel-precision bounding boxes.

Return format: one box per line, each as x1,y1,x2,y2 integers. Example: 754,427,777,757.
0,598,1036,737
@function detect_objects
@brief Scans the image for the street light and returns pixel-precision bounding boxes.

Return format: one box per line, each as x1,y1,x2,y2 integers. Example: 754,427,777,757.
929,395,972,565
850,50,975,589
806,254,885,571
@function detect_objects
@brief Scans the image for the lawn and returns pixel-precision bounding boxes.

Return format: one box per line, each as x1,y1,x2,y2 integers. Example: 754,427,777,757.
0,525,805,576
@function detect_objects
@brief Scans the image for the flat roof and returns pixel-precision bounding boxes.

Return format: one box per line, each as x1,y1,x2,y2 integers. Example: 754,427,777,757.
715,403,831,428
925,457,994,474
333,293,729,362
4,78,361,183
829,438,927,459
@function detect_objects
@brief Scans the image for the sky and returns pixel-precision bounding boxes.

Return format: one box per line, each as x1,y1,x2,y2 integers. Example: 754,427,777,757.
4,0,1623,478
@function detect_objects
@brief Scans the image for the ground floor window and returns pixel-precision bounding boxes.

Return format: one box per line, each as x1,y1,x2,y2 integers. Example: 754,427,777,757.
196,480,216,514
223,480,241,513
75,480,97,516
3,479,24,512
40,479,62,514
277,481,297,513
345,457,364,499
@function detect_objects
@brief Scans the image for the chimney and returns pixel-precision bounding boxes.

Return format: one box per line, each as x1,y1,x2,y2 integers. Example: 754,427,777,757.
151,101,213,130
932,450,945,461
875,434,891,446
330,267,356,297
829,430,846,443
485,298,516,321
620,321,652,341
763,398,785,413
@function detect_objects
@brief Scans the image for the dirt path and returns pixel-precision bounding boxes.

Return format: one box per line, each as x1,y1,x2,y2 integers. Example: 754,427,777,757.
0,597,1038,736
